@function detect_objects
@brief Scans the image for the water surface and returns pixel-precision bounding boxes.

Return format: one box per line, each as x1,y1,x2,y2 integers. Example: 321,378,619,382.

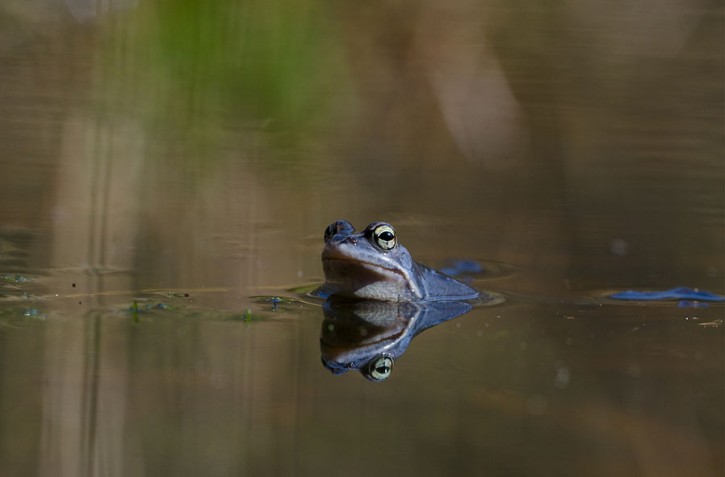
0,2,722,476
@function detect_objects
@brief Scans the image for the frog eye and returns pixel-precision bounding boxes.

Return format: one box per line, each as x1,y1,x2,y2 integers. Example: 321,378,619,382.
324,220,355,243
364,355,394,382
323,223,336,243
372,224,396,251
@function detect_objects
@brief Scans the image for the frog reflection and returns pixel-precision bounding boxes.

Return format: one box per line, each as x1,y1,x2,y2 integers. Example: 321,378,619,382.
320,299,475,381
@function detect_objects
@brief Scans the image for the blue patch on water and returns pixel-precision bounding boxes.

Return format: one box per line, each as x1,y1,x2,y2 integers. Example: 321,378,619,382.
439,260,483,277
610,287,725,302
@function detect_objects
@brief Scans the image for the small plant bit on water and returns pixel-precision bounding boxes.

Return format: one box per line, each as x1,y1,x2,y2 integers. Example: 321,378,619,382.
131,300,140,324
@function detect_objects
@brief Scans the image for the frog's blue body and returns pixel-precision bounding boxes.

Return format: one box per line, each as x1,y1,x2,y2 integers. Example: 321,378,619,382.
319,220,479,302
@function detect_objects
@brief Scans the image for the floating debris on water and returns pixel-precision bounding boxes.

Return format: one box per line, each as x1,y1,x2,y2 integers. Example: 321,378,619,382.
252,295,304,311
609,287,725,302
226,307,267,323
23,308,39,317
155,291,192,299
130,300,140,323
0,274,31,284
127,301,169,323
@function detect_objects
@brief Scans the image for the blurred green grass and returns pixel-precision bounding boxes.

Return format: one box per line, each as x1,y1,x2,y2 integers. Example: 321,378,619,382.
100,0,347,147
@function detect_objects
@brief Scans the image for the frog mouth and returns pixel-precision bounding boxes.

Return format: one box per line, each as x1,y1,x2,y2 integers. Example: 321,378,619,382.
323,254,398,271
321,256,419,301
320,244,422,301
322,257,405,281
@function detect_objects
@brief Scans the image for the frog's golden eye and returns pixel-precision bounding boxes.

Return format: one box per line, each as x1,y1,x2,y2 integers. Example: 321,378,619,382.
372,224,396,251
364,355,394,382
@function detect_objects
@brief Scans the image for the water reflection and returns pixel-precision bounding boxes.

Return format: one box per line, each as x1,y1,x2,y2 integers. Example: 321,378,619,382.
320,294,503,381
0,0,723,474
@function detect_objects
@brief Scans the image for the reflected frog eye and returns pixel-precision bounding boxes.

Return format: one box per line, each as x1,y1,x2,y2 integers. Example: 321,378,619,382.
364,355,394,382
372,224,396,251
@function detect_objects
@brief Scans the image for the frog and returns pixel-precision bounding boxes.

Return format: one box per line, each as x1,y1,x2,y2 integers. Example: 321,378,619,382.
317,219,480,302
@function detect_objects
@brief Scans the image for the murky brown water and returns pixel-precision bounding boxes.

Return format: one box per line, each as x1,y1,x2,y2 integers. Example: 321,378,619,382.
0,2,723,476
